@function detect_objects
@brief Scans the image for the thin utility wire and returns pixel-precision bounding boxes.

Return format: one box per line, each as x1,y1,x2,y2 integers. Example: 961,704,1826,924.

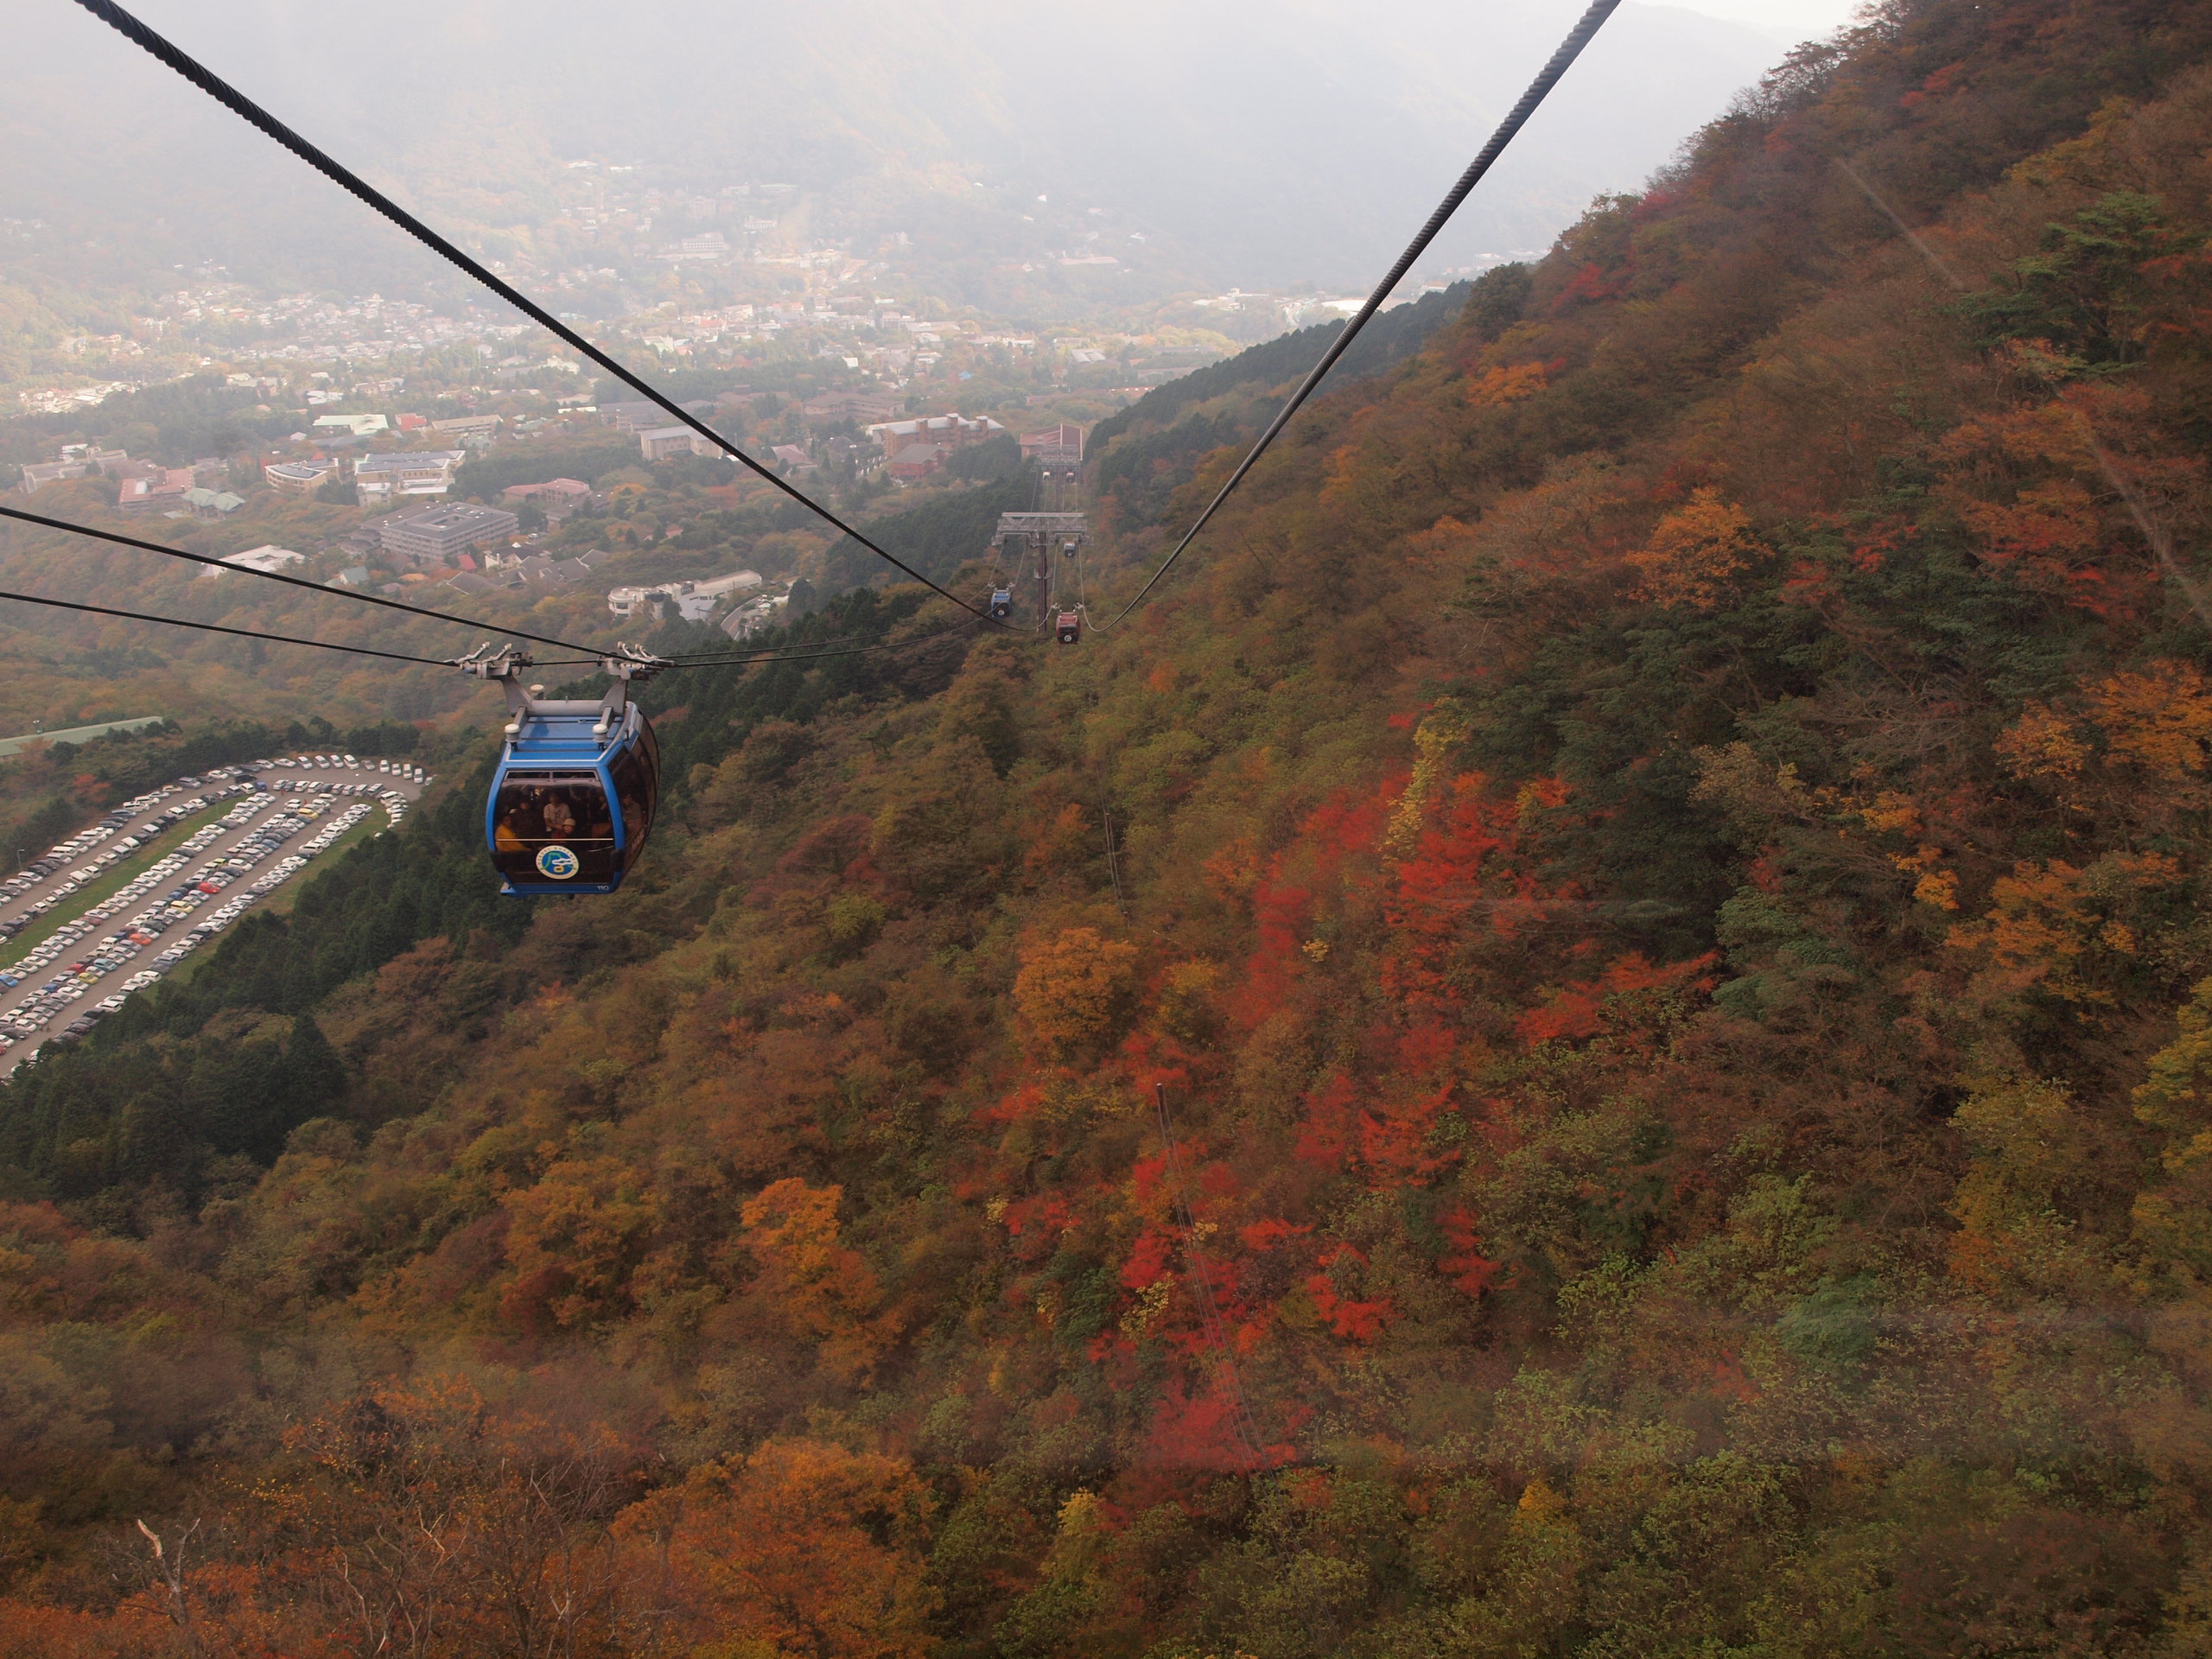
1103,808,1128,922
0,587,486,666
73,0,999,627
1827,156,2212,636
1093,0,1624,630
1153,1083,1267,1472
0,503,979,677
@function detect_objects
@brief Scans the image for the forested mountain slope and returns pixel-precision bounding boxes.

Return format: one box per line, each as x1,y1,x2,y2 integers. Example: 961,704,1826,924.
6,0,2212,1653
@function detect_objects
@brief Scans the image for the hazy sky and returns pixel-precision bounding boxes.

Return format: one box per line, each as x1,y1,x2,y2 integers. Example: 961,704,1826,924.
0,0,1853,315
1669,0,1866,41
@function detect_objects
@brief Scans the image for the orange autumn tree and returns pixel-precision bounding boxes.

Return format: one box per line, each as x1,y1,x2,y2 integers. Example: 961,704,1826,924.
2090,661,2212,785
1012,926,1141,1058
738,1179,889,1382
1624,487,1763,611
499,1156,657,1333
615,1440,935,1659
1997,659,2212,824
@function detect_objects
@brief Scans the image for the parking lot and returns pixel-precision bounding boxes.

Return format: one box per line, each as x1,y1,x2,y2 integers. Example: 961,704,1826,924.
0,753,429,1076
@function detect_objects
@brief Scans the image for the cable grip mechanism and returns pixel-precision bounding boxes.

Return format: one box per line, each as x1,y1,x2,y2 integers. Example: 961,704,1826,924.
594,644,671,735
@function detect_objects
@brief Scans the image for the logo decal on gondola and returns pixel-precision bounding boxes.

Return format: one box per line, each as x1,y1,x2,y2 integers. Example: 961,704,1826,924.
536,845,581,880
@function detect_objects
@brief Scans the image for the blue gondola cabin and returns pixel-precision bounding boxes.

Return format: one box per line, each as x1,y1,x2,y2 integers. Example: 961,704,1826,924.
464,646,664,895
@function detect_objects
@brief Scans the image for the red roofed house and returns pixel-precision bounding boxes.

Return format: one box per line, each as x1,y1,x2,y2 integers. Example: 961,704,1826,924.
115,466,197,513
887,442,949,480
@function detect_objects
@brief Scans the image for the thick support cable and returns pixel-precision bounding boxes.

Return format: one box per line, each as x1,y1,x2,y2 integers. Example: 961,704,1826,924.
664,617,985,671
1096,0,1623,628
0,504,606,655
72,0,995,625
1,504,914,670
0,588,474,665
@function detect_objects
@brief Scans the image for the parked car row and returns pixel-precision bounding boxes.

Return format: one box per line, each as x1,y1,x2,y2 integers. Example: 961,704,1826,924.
0,798,340,1050
0,758,419,1067
0,790,220,924
255,753,429,787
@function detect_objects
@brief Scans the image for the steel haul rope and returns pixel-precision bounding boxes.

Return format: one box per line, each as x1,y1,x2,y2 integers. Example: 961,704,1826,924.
72,0,998,626
0,588,486,666
0,503,608,656
0,505,940,668
1095,0,1624,629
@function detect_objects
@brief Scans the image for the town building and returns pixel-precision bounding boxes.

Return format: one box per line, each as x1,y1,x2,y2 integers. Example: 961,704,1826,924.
429,415,499,440
378,502,519,566
202,544,305,580
181,488,245,518
502,477,592,504
690,569,763,601
603,402,674,433
772,443,816,474
501,478,593,520
1020,423,1087,464
804,391,902,423
607,569,761,620
639,426,718,461
18,461,87,494
116,467,197,513
311,413,390,438
515,556,590,587
862,414,1006,459
354,450,465,501
264,458,339,496
887,442,948,480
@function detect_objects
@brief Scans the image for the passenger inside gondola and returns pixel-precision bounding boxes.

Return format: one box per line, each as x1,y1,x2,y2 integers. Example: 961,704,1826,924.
491,773,620,884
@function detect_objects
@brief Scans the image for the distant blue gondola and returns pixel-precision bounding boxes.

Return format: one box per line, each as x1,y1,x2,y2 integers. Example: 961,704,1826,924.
459,644,668,896
989,587,1014,620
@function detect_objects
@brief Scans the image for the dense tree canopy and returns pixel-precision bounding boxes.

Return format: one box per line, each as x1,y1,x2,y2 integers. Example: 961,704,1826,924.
6,0,2212,1653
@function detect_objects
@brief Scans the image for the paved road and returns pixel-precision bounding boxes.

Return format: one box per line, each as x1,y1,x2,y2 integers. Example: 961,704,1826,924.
0,753,430,1075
